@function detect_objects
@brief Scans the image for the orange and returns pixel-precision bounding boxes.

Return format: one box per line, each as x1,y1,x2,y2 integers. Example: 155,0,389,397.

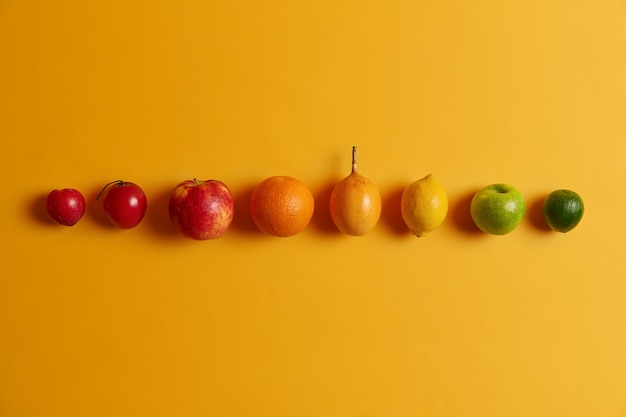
250,176,315,237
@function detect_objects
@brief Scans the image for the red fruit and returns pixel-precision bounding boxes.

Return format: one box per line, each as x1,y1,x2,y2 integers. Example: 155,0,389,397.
169,179,234,240
46,188,86,226
98,180,147,229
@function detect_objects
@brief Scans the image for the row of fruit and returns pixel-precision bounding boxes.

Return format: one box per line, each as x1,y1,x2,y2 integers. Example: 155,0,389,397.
44,147,584,238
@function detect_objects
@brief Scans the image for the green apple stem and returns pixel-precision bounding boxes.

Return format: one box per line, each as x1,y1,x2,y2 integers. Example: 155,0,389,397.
96,180,123,200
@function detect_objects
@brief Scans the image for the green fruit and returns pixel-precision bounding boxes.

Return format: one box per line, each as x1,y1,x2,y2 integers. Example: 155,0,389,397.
542,189,584,233
470,183,526,235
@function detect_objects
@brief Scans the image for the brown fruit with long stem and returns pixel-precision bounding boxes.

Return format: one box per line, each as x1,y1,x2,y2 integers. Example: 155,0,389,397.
330,146,382,236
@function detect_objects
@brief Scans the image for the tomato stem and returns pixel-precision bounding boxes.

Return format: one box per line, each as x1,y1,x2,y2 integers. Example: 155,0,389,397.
96,180,123,200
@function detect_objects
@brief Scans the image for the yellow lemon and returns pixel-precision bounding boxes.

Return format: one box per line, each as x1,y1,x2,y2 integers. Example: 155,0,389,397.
401,174,448,237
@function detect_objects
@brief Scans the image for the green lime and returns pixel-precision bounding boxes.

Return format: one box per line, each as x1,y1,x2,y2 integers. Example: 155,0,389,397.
542,189,584,233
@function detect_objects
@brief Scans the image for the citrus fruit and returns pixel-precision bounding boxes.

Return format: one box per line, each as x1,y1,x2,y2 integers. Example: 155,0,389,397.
330,146,381,236
542,189,584,233
250,175,315,237
400,174,448,237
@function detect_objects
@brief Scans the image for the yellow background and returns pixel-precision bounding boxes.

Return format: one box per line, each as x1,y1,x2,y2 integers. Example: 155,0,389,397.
1,1,626,416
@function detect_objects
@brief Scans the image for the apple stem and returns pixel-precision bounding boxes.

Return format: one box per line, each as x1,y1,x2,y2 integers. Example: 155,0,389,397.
193,178,199,186
96,180,123,200
351,146,357,173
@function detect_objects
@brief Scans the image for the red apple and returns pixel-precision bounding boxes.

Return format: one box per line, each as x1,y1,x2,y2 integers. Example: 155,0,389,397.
46,188,86,226
169,179,234,240
97,180,147,229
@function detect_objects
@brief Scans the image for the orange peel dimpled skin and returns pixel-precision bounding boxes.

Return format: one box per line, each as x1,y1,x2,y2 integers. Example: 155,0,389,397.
250,176,315,237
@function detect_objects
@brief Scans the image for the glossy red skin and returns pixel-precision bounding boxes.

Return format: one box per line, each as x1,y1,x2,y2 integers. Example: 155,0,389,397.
46,188,86,226
102,182,147,229
169,180,234,240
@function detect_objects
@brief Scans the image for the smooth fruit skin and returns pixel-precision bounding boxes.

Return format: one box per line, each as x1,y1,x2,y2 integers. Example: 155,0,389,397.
46,188,86,226
169,179,234,240
542,189,584,233
101,182,147,229
470,183,525,235
330,171,381,236
401,174,448,237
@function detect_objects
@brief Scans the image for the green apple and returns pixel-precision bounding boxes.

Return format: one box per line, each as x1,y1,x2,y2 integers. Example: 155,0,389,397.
470,183,525,235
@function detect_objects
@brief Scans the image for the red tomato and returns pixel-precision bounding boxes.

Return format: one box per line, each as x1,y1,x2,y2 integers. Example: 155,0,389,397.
98,180,147,229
